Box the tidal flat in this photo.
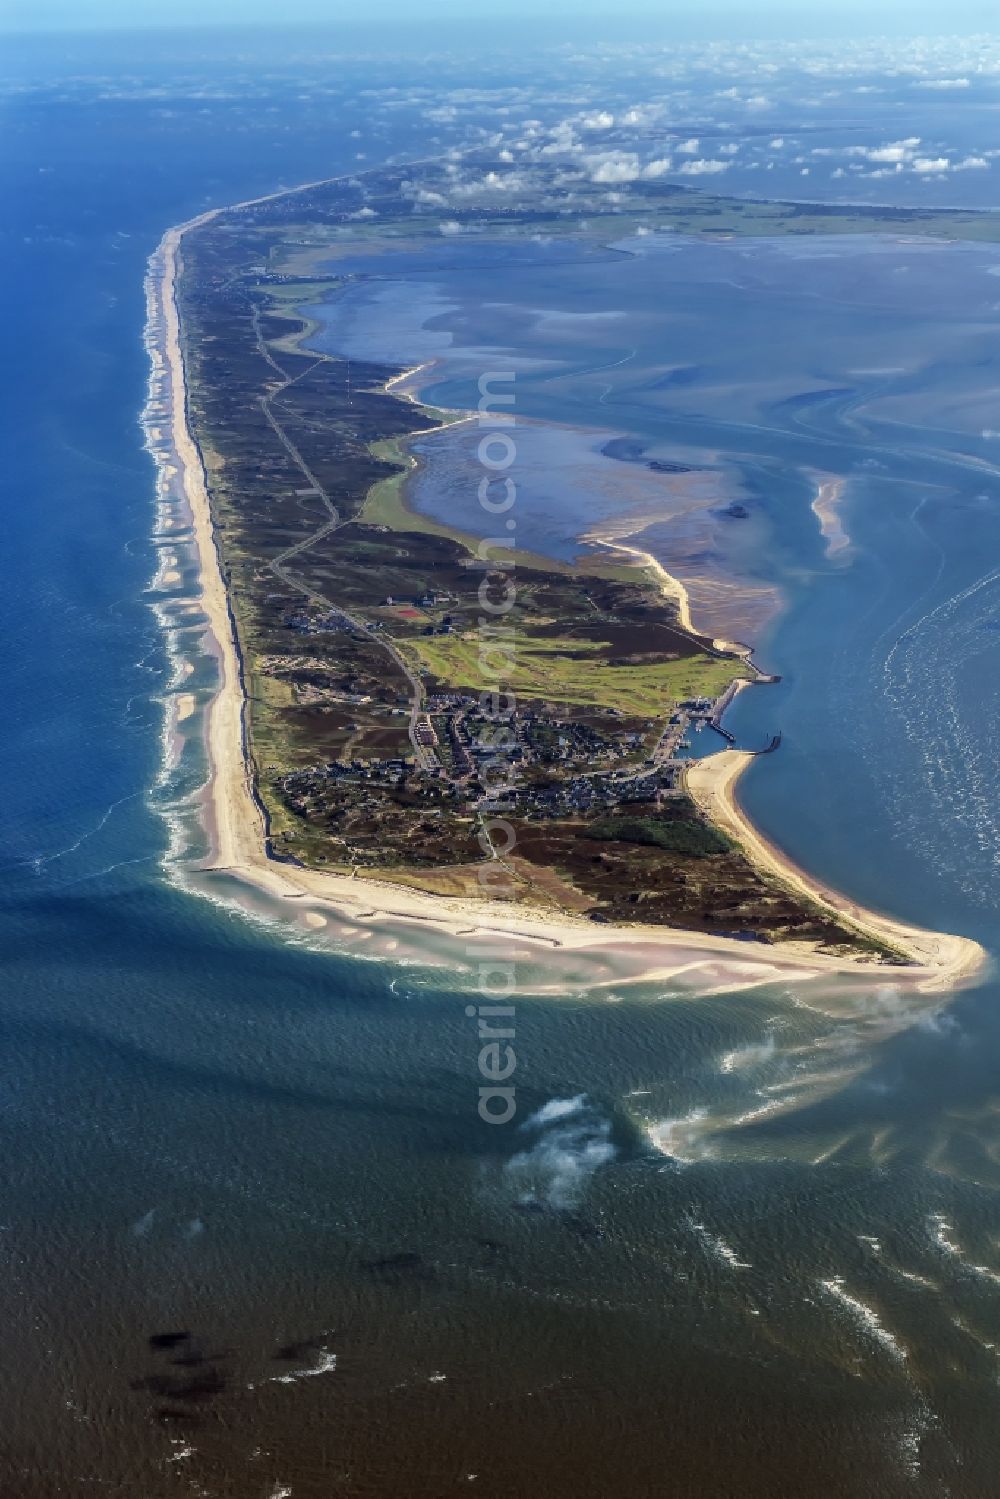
[8,58,1000,1494]
[309,227,1000,965]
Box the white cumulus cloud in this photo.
[868,145,911,164]
[678,158,730,176]
[584,150,640,183]
[580,110,614,129]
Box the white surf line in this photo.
[643,1108,712,1163]
[893,1266,940,1292]
[165,1438,196,1464]
[884,566,1000,680]
[857,1234,940,1292]
[811,1134,855,1166]
[726,1096,797,1128]
[142,167,987,997]
[951,1313,997,1352]
[928,1212,962,1256]
[269,1349,338,1385]
[718,1034,776,1074]
[141,161,450,861]
[928,1213,1000,1285]
[247,1342,338,1392]
[819,1276,908,1363]
[687,1215,752,1270]
[693,971,812,998]
[859,491,948,657]
[11,790,142,871]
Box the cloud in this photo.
[621,104,663,127]
[849,138,920,164]
[438,220,464,235]
[820,137,925,169]
[580,110,614,130]
[539,121,579,156]
[583,150,640,183]
[480,170,519,191]
[912,156,950,174]
[676,137,700,154]
[957,155,990,170]
[918,77,970,89]
[768,137,784,149]
[868,145,911,164]
[678,158,731,176]
[640,157,673,178]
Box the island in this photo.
[143,155,989,987]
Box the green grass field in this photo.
[360,436,482,544]
[401,631,746,717]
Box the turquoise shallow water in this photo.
[4,39,1000,1499]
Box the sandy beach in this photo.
[686,750,983,993]
[587,530,698,632]
[146,191,986,997]
[585,512,781,645]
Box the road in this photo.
[249,307,436,770]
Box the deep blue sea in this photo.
[4,31,1000,1497]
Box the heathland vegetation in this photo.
[173,155,981,954]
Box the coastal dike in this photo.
[142,160,985,995]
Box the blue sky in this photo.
[4,0,1000,37]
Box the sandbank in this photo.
[144,188,985,997]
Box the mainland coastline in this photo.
[142,182,985,997]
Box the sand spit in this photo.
[686,750,983,993]
[586,532,698,633]
[143,182,985,996]
[585,520,780,645]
